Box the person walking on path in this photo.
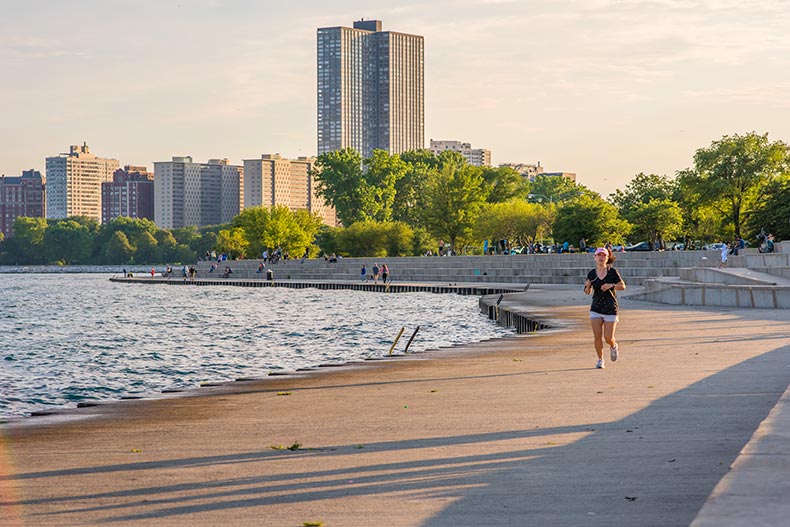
[372,263,380,284]
[360,264,367,282]
[381,263,389,284]
[584,247,626,369]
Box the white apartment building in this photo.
[243,154,338,227]
[429,140,491,167]
[45,143,119,221]
[153,157,243,229]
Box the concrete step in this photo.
[678,267,790,286]
[630,280,790,308]
[192,252,723,287]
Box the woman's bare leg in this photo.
[591,318,604,360]
[604,321,617,349]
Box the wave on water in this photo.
[0,273,514,418]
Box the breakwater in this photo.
[114,275,552,335]
[110,276,524,295]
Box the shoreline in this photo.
[4,288,790,526]
[2,281,544,424]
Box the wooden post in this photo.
[388,327,405,356]
[403,326,420,353]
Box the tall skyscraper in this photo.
[45,143,119,222]
[0,170,45,238]
[153,157,243,229]
[317,19,424,158]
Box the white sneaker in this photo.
[610,343,619,362]
[596,359,605,369]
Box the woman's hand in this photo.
[584,279,592,294]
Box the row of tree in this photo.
[0,205,327,265]
[0,216,215,265]
[313,131,790,251]
[1,131,788,264]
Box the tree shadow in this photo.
[5,346,789,526]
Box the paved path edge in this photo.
[691,379,790,526]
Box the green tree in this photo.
[154,230,179,262]
[400,149,440,169]
[253,205,321,258]
[313,148,369,225]
[630,199,684,249]
[382,221,414,256]
[216,227,249,259]
[530,175,594,203]
[291,209,323,256]
[747,174,790,241]
[171,225,200,246]
[134,231,160,263]
[232,206,271,257]
[314,148,407,225]
[410,226,435,256]
[481,166,530,203]
[474,200,554,248]
[104,231,134,263]
[680,132,790,237]
[609,173,677,216]
[363,149,408,222]
[7,216,48,263]
[44,219,93,264]
[315,225,341,256]
[170,225,222,259]
[98,217,156,245]
[552,195,631,247]
[172,244,198,263]
[609,174,683,248]
[336,221,388,257]
[192,231,218,259]
[419,162,490,250]
[66,215,100,233]
[393,151,436,225]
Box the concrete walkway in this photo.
[2,286,789,526]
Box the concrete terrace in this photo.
[189,250,720,286]
[631,242,790,308]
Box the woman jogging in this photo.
[584,247,626,369]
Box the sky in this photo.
[2,0,790,197]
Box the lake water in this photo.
[0,274,513,418]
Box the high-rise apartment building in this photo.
[0,170,45,238]
[153,157,243,229]
[243,154,338,227]
[429,140,492,167]
[45,143,119,222]
[101,166,154,224]
[317,19,424,158]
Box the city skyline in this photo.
[2,1,790,198]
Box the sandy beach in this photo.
[3,287,790,526]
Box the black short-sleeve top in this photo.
[587,267,624,316]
